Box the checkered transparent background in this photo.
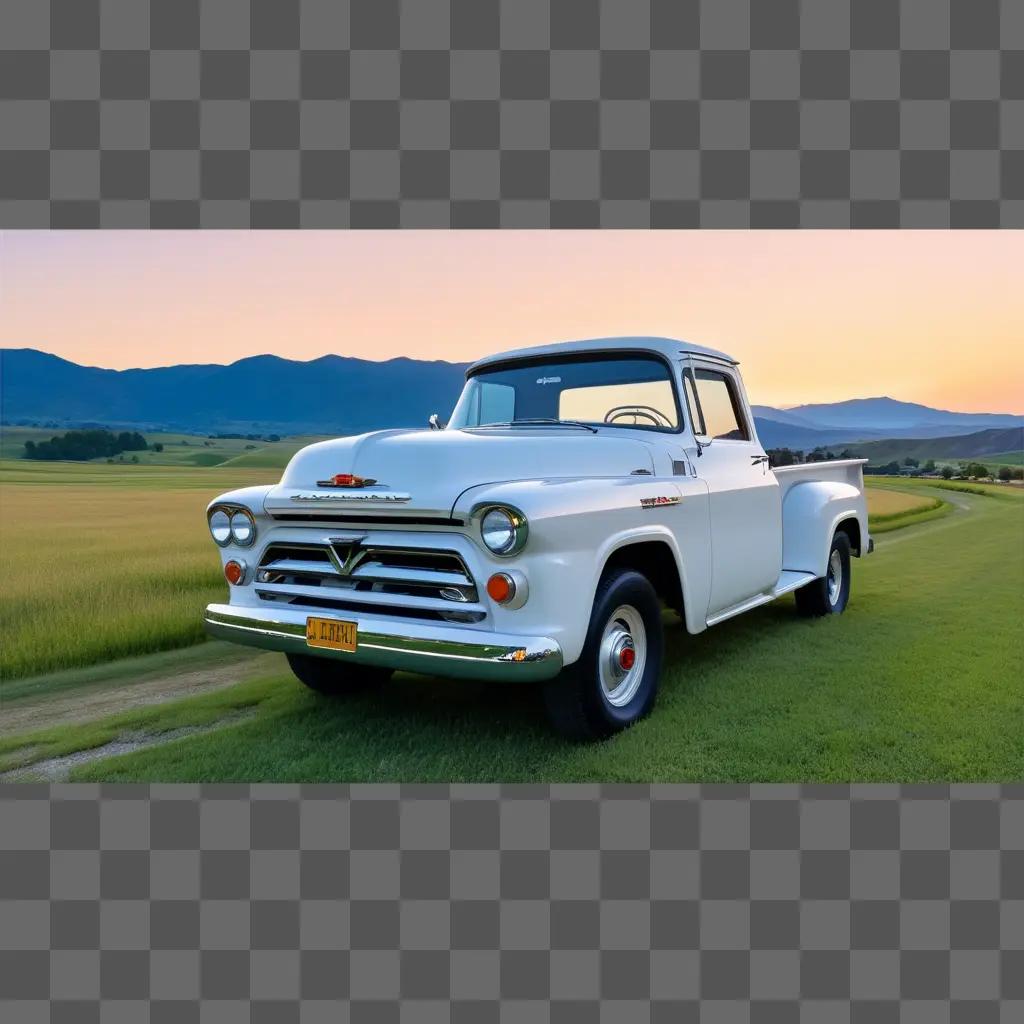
[3,0,1023,1016]
[0,0,1022,226]
[2,783,1023,1021]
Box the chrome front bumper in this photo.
[204,603,564,682]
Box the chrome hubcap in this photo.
[827,549,843,605]
[598,604,646,707]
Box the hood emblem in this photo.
[316,473,378,488]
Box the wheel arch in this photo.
[592,528,704,635]
[834,515,862,556]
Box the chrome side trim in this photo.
[291,491,412,503]
[204,604,563,682]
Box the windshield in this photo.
[448,354,681,432]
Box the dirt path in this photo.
[2,710,258,782]
[1,649,281,738]
[872,485,977,549]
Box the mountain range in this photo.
[0,348,468,436]
[2,348,1022,454]
[842,427,1024,464]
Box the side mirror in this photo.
[428,413,445,430]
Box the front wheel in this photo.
[543,569,664,740]
[795,531,851,617]
[286,652,393,695]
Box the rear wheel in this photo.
[795,531,851,617]
[286,653,392,695]
[543,569,664,740]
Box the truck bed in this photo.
[771,458,868,501]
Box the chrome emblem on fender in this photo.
[640,495,680,509]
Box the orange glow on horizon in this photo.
[2,230,1022,414]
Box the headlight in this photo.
[209,508,231,546]
[229,509,256,547]
[479,505,528,556]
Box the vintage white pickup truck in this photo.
[205,337,871,739]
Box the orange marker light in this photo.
[486,573,515,604]
[224,560,245,585]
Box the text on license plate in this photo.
[305,617,357,652]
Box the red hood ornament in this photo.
[316,473,378,488]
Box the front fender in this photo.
[453,477,712,662]
[782,480,866,577]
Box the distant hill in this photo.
[752,419,878,451]
[752,397,1024,450]
[780,396,1023,431]
[2,349,1022,451]
[842,427,1024,465]
[0,348,468,434]
[750,405,822,429]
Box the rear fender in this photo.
[782,480,866,577]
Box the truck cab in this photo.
[205,337,870,739]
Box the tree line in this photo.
[23,429,150,461]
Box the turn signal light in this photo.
[224,560,246,585]
[486,572,515,604]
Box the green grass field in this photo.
[218,439,322,468]
[0,460,278,680]
[2,462,1021,782]
[0,468,1016,782]
[0,459,939,681]
[981,450,1024,466]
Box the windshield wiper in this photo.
[474,418,599,434]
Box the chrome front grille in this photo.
[254,540,484,623]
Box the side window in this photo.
[689,368,750,441]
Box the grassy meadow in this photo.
[0,460,278,680]
[1,455,939,681]
[1,452,1021,781]
[62,479,1022,783]
[984,450,1024,466]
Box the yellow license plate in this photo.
[305,617,357,652]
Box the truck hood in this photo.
[265,428,656,518]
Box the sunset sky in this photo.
[2,231,1021,413]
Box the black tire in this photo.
[795,531,852,617]
[543,569,664,741]
[286,652,392,695]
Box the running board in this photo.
[705,571,816,627]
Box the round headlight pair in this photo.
[479,505,528,556]
[209,506,256,547]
